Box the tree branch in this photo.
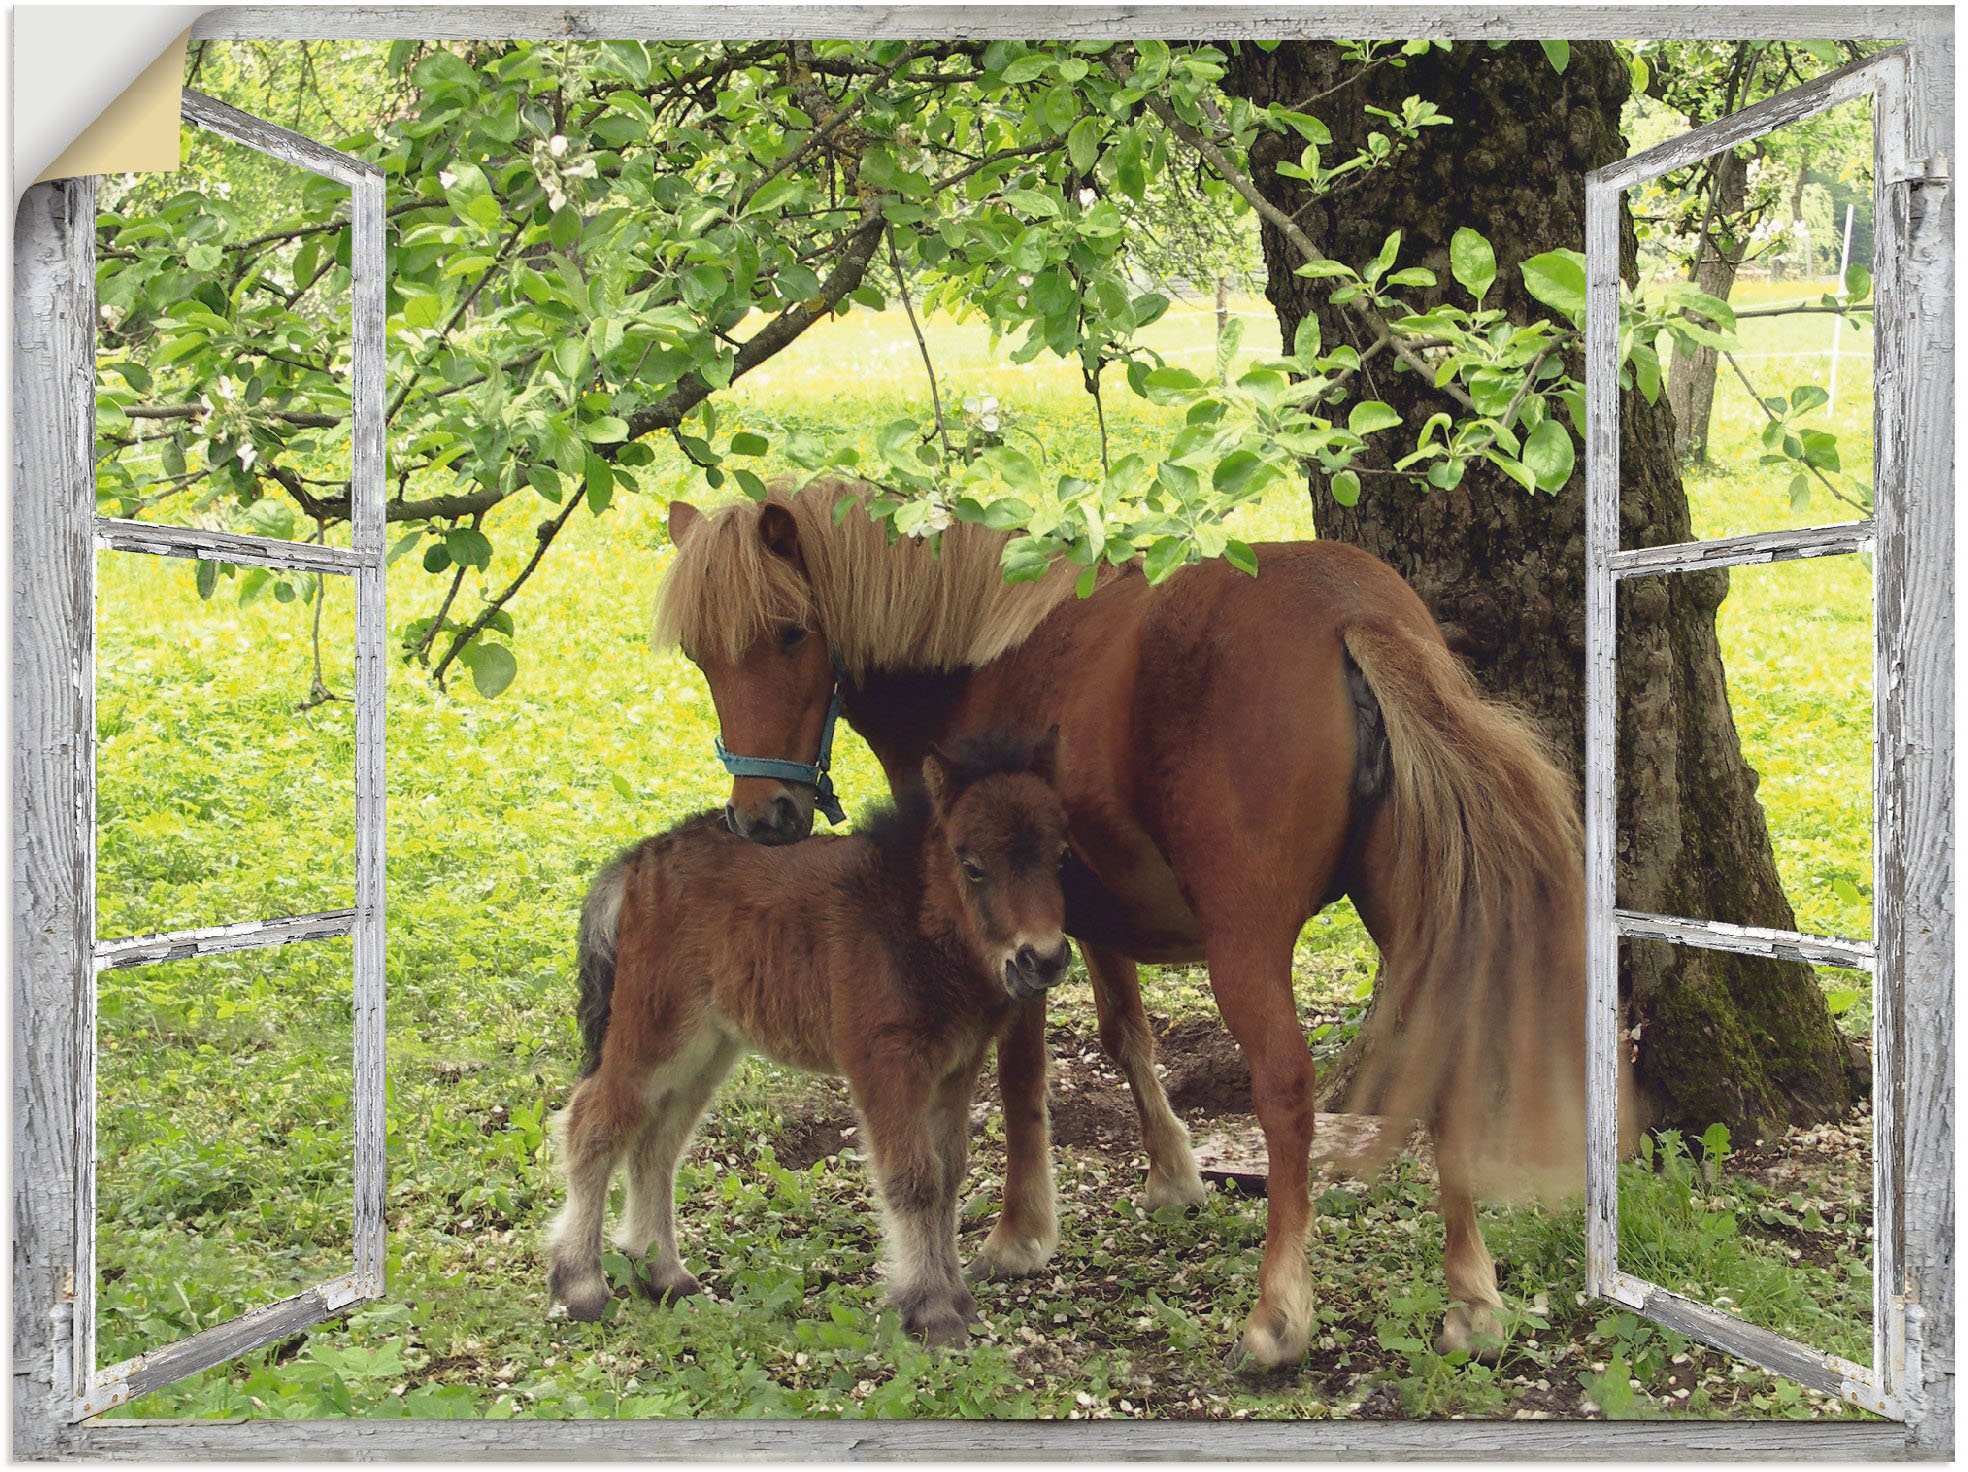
[1113,56,1480,414]
[428,493,586,690]
[888,223,952,458]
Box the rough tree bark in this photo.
[1665,147,1749,461]
[1221,40,1855,1135]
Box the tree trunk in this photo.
[1665,148,1748,462]
[1221,40,1854,1136]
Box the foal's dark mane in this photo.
[857,727,1054,861]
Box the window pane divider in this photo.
[1613,908,1875,972]
[94,518,376,576]
[74,1272,368,1420]
[1601,1270,1898,1418]
[1609,520,1874,579]
[92,909,358,972]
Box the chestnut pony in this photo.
[655,479,1588,1366]
[548,728,1073,1343]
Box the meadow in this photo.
[90,282,1877,1421]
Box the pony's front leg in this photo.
[1085,943,1207,1210]
[928,1057,986,1323]
[1200,927,1318,1369]
[857,1068,971,1347]
[969,1000,1059,1280]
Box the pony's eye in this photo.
[961,859,986,884]
[1057,844,1071,867]
[779,624,808,649]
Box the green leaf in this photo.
[1142,535,1187,584]
[1348,401,1401,436]
[1520,249,1587,325]
[548,206,583,248]
[743,176,801,217]
[582,416,629,443]
[1330,470,1361,506]
[1831,877,1864,907]
[1825,988,1861,1017]
[194,559,218,600]
[445,527,494,570]
[586,453,614,513]
[529,465,563,502]
[1539,39,1571,74]
[1521,419,1577,493]
[1224,539,1259,576]
[1844,262,1872,301]
[1789,473,1812,511]
[1067,115,1103,173]
[729,431,769,456]
[1450,227,1496,303]
[463,642,518,699]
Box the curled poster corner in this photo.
[15,6,207,200]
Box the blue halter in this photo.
[712,679,847,825]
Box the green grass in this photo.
[90,286,1875,1421]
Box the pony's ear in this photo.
[1030,724,1062,784]
[922,745,956,810]
[757,502,803,568]
[667,499,703,548]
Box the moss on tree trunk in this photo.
[1221,39,1854,1136]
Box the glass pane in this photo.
[94,120,354,544]
[1621,95,1876,547]
[1616,936,1873,1385]
[95,938,355,1367]
[95,549,356,941]
[1618,554,1874,944]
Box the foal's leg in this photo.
[928,1056,986,1322]
[617,1030,744,1303]
[548,1063,657,1322]
[855,1064,970,1346]
[970,1000,1059,1280]
[1085,943,1207,1210]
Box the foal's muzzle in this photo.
[1004,940,1073,999]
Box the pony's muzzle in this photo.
[1005,939,1073,998]
[723,789,810,845]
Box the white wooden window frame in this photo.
[12,5,1951,1461]
[1583,42,1945,1425]
[14,90,388,1432]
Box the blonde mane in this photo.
[652,479,1084,677]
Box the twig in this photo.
[1110,55,1479,415]
[430,493,585,690]
[1721,350,1869,513]
[887,224,952,459]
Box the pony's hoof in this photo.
[1239,1306,1309,1369]
[1437,1302,1504,1362]
[966,1227,1056,1281]
[1140,1168,1209,1212]
[636,1265,705,1305]
[952,1284,981,1323]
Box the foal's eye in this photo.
[960,859,986,884]
[1057,844,1071,867]
[779,624,808,649]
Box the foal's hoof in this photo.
[1437,1302,1504,1362]
[548,1266,612,1324]
[635,1265,705,1305]
[952,1284,981,1323]
[905,1305,971,1348]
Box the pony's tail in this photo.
[1340,623,1618,1202]
[575,852,633,1079]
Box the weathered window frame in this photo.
[12,5,1951,1461]
[1583,42,1947,1431]
[14,89,388,1440]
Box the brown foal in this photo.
[546,729,1073,1344]
[655,480,1599,1368]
